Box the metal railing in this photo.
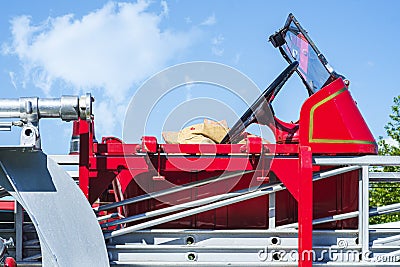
[16,154,400,265]
[99,155,400,265]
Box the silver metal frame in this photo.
[1,155,400,266]
[102,155,400,266]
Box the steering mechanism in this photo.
[221,61,299,144]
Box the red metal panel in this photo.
[299,78,377,154]
[298,146,313,267]
[0,201,14,211]
[162,157,257,172]
[4,257,17,267]
[93,142,300,156]
[89,140,360,230]
[78,99,363,231]
[226,171,269,228]
[246,136,262,154]
[141,136,158,153]
[78,119,90,200]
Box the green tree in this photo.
[370,95,400,224]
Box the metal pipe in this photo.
[361,166,370,259]
[277,203,400,229]
[374,233,400,245]
[269,192,276,229]
[314,155,400,166]
[104,184,277,238]
[37,98,63,118]
[314,211,358,226]
[0,94,92,122]
[358,167,364,259]
[99,166,359,214]
[369,172,400,182]
[0,99,20,118]
[104,166,360,238]
[312,166,361,182]
[95,170,254,212]
[97,213,120,222]
[99,166,359,216]
[101,182,272,228]
[277,211,359,229]
[370,202,400,216]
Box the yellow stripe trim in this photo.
[309,87,376,145]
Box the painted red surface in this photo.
[78,135,361,230]
[76,77,376,267]
[0,201,14,212]
[300,78,377,154]
[4,257,17,267]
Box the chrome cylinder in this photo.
[0,99,20,118]
[0,94,92,122]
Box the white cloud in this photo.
[160,0,169,18]
[211,34,224,56]
[212,34,224,45]
[211,47,224,57]
[3,1,197,136]
[93,100,117,137]
[185,17,192,24]
[8,72,17,90]
[201,14,216,26]
[232,53,241,64]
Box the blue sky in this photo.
[0,1,399,154]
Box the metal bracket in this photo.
[0,94,93,149]
[0,122,11,131]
